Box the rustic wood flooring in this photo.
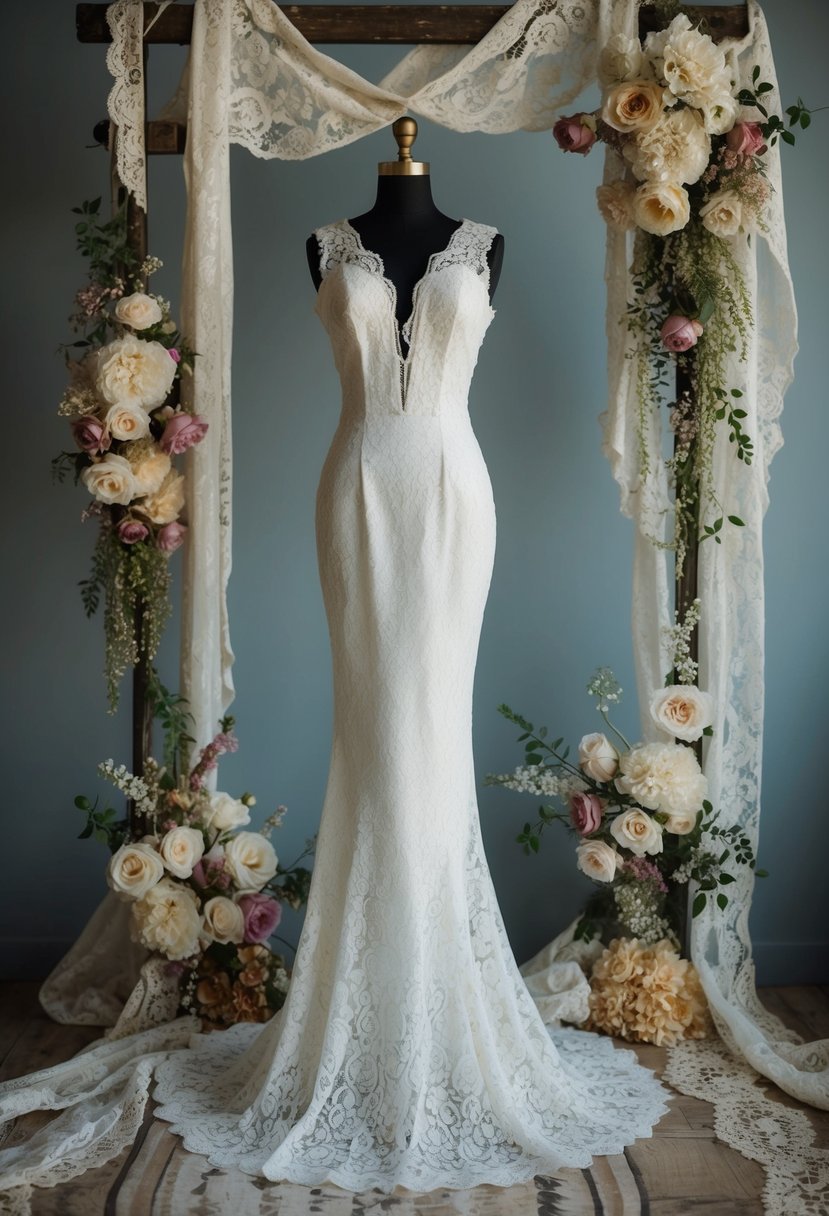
[2,982,828,1215]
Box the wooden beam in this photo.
[77,3,749,46]
[94,118,187,155]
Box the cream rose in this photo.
[95,334,176,409]
[698,89,739,136]
[204,791,251,833]
[624,107,710,185]
[699,189,743,238]
[103,401,150,443]
[107,841,164,900]
[579,732,619,783]
[649,685,713,742]
[602,79,666,133]
[598,33,645,87]
[609,808,664,857]
[202,895,245,945]
[81,453,137,506]
[663,809,698,835]
[576,840,620,883]
[159,825,205,879]
[128,442,171,497]
[137,470,185,525]
[633,181,690,236]
[596,180,637,231]
[616,742,708,816]
[114,292,163,331]
[131,878,201,960]
[224,832,278,892]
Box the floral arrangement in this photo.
[487,604,767,950]
[553,7,815,572]
[76,674,314,1026]
[53,198,208,709]
[582,936,713,1046]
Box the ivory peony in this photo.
[647,14,732,109]
[575,839,620,883]
[602,79,666,133]
[700,189,743,238]
[131,878,202,960]
[598,33,645,86]
[159,825,205,879]
[649,685,713,742]
[95,334,176,409]
[107,841,164,900]
[633,181,690,236]
[609,808,664,857]
[224,832,278,891]
[616,741,708,816]
[81,453,137,506]
[202,895,245,945]
[624,107,710,185]
[596,180,637,231]
[137,469,185,525]
[128,442,171,496]
[114,292,163,331]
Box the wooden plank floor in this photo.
[2,982,828,1215]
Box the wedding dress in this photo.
[148,217,671,1191]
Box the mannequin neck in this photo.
[361,173,445,227]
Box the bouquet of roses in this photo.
[53,198,208,708]
[76,676,314,1026]
[487,656,765,949]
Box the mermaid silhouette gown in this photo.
[152,217,671,1190]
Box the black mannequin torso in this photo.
[307,174,504,351]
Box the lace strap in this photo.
[433,219,499,286]
[314,221,379,281]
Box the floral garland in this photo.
[76,672,314,1026]
[53,199,208,709]
[553,7,814,572]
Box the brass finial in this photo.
[378,116,429,176]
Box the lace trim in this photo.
[664,1038,829,1214]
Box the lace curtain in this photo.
[8,0,825,1209]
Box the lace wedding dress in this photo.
[146,218,671,1190]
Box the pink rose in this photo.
[192,843,226,889]
[569,792,605,836]
[71,416,110,454]
[661,314,704,353]
[117,517,149,544]
[160,411,208,456]
[725,121,767,158]
[157,521,187,553]
[553,114,597,155]
[238,892,282,944]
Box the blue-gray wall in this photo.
[2,1,826,985]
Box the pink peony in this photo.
[71,416,110,454]
[160,411,208,456]
[553,114,597,155]
[238,892,282,944]
[725,121,767,158]
[117,517,149,544]
[157,521,187,553]
[661,314,704,353]
[570,791,605,836]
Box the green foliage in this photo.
[71,197,137,284]
[74,793,128,852]
[147,668,195,782]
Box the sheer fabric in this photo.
[15,0,824,1210]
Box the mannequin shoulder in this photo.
[306,233,323,290]
[487,233,505,299]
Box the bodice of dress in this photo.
[313,218,498,418]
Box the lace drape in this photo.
[13,0,825,1210]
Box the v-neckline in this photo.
[341,216,470,362]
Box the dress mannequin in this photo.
[307,117,504,350]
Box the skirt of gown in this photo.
[151,408,671,1191]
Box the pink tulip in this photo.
[157,521,187,553]
[569,792,605,836]
[71,416,110,454]
[725,121,767,158]
[238,893,282,944]
[661,314,704,353]
[117,518,149,544]
[553,114,597,155]
[160,411,208,455]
